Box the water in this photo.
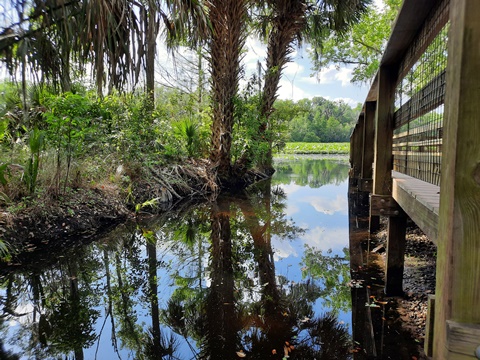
[0,155,354,359]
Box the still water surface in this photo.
[1,156,353,359]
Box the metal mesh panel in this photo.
[393,3,449,186]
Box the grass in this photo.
[280,142,350,155]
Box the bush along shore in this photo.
[0,158,226,264]
[0,150,278,262]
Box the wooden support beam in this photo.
[362,101,376,180]
[363,101,380,232]
[385,213,407,296]
[372,66,397,196]
[433,0,480,358]
[372,65,406,296]
[358,178,373,193]
[351,117,365,179]
[425,295,436,357]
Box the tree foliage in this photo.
[0,0,207,94]
[277,97,360,143]
[311,0,402,84]
[249,0,370,173]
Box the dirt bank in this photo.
[0,160,217,259]
[375,222,437,358]
[0,186,130,260]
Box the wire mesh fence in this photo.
[393,0,449,186]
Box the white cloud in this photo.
[307,194,348,215]
[324,96,360,108]
[243,37,267,72]
[276,78,311,101]
[302,226,349,251]
[298,74,320,85]
[285,203,300,217]
[283,61,304,77]
[272,239,298,261]
[335,67,354,86]
[314,66,338,84]
[311,66,353,86]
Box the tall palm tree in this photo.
[254,0,370,174]
[207,0,248,185]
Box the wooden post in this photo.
[433,0,480,358]
[385,213,406,296]
[425,295,435,357]
[372,65,396,196]
[372,65,406,296]
[351,118,365,180]
[363,101,380,232]
[361,102,376,180]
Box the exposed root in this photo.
[133,159,219,208]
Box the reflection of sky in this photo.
[271,158,351,328]
[1,158,353,359]
[272,178,350,258]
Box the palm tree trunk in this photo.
[208,0,247,184]
[258,1,305,174]
[146,0,157,109]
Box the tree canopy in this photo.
[311,0,401,84]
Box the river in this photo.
[1,155,355,359]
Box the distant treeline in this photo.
[273,97,361,143]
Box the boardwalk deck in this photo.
[392,171,439,243]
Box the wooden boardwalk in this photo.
[392,171,439,243]
[348,0,480,358]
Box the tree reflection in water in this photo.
[0,158,353,359]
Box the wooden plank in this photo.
[392,176,438,243]
[433,0,480,358]
[446,321,480,358]
[424,295,436,357]
[393,70,446,129]
[364,101,380,232]
[392,139,443,148]
[381,0,446,68]
[350,121,364,179]
[393,122,443,139]
[395,0,449,78]
[392,150,442,157]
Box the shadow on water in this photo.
[348,181,424,359]
[0,156,420,359]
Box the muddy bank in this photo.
[0,160,213,258]
[374,222,437,357]
[0,186,130,264]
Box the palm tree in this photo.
[254,0,370,174]
[207,0,248,185]
[0,0,207,97]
